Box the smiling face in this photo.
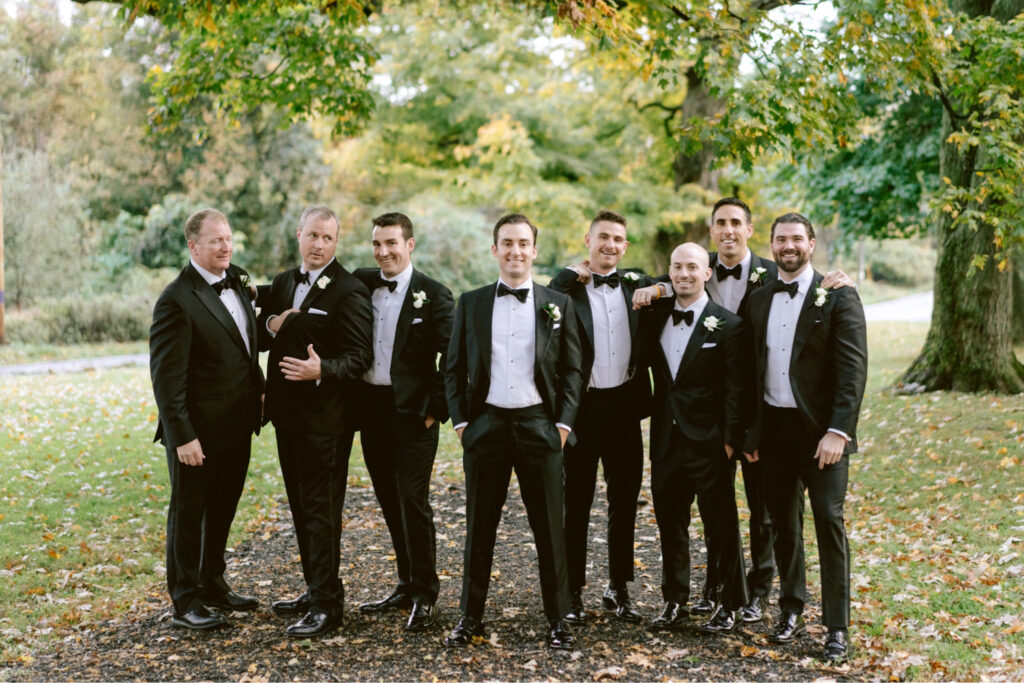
[492,222,537,287]
[188,215,233,276]
[372,224,415,278]
[669,242,711,306]
[585,220,629,274]
[297,214,339,272]
[709,204,754,267]
[771,221,815,276]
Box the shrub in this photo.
[8,294,153,344]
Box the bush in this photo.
[8,294,153,344]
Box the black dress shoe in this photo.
[769,611,806,643]
[443,615,484,647]
[359,589,412,613]
[700,604,736,633]
[272,592,312,615]
[564,589,586,625]
[202,589,259,612]
[171,604,227,631]
[286,609,342,638]
[548,619,575,650]
[740,595,767,623]
[822,628,850,663]
[648,602,689,631]
[405,600,435,632]
[602,583,643,623]
[691,586,718,615]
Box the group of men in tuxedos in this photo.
[149,198,866,663]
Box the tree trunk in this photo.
[901,113,1024,393]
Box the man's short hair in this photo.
[299,205,340,233]
[184,208,228,242]
[770,212,816,240]
[711,197,752,225]
[590,209,627,230]
[372,212,414,240]
[492,213,538,245]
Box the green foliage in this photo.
[8,294,152,344]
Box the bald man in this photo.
[640,243,751,634]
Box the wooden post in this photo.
[0,127,6,344]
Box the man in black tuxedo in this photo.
[351,213,454,632]
[150,208,263,630]
[443,214,583,650]
[641,242,750,634]
[548,209,655,625]
[258,206,373,638]
[743,213,867,663]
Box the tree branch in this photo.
[931,70,967,122]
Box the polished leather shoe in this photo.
[822,628,850,663]
[691,586,718,615]
[740,595,767,623]
[405,600,435,632]
[286,609,342,638]
[548,619,575,650]
[272,591,312,615]
[443,615,484,647]
[564,589,586,625]
[202,589,259,612]
[700,605,736,633]
[171,604,226,631]
[769,611,806,643]
[602,583,643,623]
[648,602,689,631]
[359,589,412,613]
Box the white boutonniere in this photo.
[622,272,640,282]
[543,302,562,322]
[412,290,429,309]
[814,286,828,307]
[703,315,723,332]
[316,275,331,290]
[749,267,767,284]
[239,273,251,288]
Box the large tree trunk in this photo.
[901,113,1024,393]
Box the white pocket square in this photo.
[308,307,328,316]
[701,342,717,349]
[553,323,561,329]
[412,318,423,325]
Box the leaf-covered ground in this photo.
[5,478,868,681]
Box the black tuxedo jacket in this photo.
[706,251,779,317]
[548,268,655,419]
[445,281,584,437]
[353,267,455,423]
[257,259,373,433]
[743,270,868,455]
[641,298,750,461]
[150,263,263,451]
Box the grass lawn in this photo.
[1,322,1022,679]
[0,341,149,366]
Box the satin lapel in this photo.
[534,284,554,371]
[231,269,257,359]
[392,269,421,363]
[740,252,767,310]
[622,280,640,342]
[300,260,341,309]
[675,308,713,385]
[189,267,249,354]
[705,253,723,307]
[652,304,675,381]
[282,268,298,310]
[572,284,595,352]
[474,285,495,371]
[791,271,824,364]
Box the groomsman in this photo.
[548,210,656,625]
[150,208,263,630]
[641,243,750,633]
[444,214,583,650]
[259,206,373,638]
[743,213,867,662]
[352,213,454,632]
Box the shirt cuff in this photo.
[656,282,671,298]
[453,421,468,431]
[827,428,850,442]
[556,423,571,433]
[265,315,278,338]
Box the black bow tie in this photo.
[671,309,694,326]
[294,270,311,286]
[497,283,529,303]
[772,279,800,298]
[592,272,620,289]
[716,263,742,281]
[375,276,398,292]
[211,276,239,295]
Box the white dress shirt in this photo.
[711,249,751,314]
[764,265,814,408]
[191,260,251,355]
[364,264,413,385]
[659,292,708,382]
[486,280,544,408]
[586,269,631,389]
[265,259,333,338]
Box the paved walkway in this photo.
[863,291,933,322]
